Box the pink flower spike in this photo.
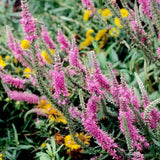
[57,29,70,53]
[69,106,81,119]
[54,61,68,101]
[137,0,151,18]
[1,74,26,89]
[8,90,39,104]
[7,27,30,67]
[20,0,37,42]
[91,52,110,91]
[81,0,94,10]
[69,39,86,72]
[82,115,121,160]
[41,25,56,49]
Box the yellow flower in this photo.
[41,142,46,147]
[56,116,67,124]
[14,57,18,64]
[76,132,91,145]
[41,51,52,64]
[64,133,91,151]
[0,153,2,160]
[48,115,56,122]
[80,36,94,49]
[37,100,66,124]
[120,8,129,18]
[98,9,102,14]
[15,67,21,73]
[83,10,92,21]
[23,67,34,78]
[86,29,94,37]
[64,135,81,150]
[109,27,119,37]
[0,56,7,68]
[50,49,55,55]
[95,29,107,41]
[101,8,112,17]
[5,55,11,61]
[114,17,122,28]
[21,39,30,50]
[99,35,108,48]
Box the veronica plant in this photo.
[1,0,160,159]
[102,0,160,67]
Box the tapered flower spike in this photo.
[1,74,26,89]
[54,53,68,103]
[8,90,39,104]
[144,98,160,128]
[69,37,86,72]
[89,51,110,91]
[57,29,70,53]
[135,72,160,130]
[121,115,134,153]
[138,0,152,18]
[41,25,56,49]
[7,26,30,67]
[20,0,37,42]
[135,72,150,108]
[82,95,122,160]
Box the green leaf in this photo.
[97,53,106,69]
[18,145,34,150]
[51,136,56,154]
[92,41,100,54]
[12,124,19,146]
[46,143,52,156]
[152,138,160,147]
[55,144,64,154]
[109,49,119,62]
[105,42,116,57]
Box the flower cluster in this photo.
[1,0,160,160]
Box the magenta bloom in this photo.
[20,0,37,42]
[81,0,94,9]
[1,74,26,89]
[54,61,68,102]
[37,52,46,66]
[132,151,144,160]
[119,109,149,151]
[82,116,121,159]
[157,47,160,58]
[86,74,105,95]
[92,53,110,91]
[117,83,149,151]
[8,90,39,104]
[69,40,85,72]
[57,29,70,53]
[41,25,56,49]
[7,28,29,67]
[129,16,148,43]
[148,108,160,130]
[69,106,81,119]
[138,0,151,18]
[81,96,122,159]
[137,0,160,18]
[139,83,160,130]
